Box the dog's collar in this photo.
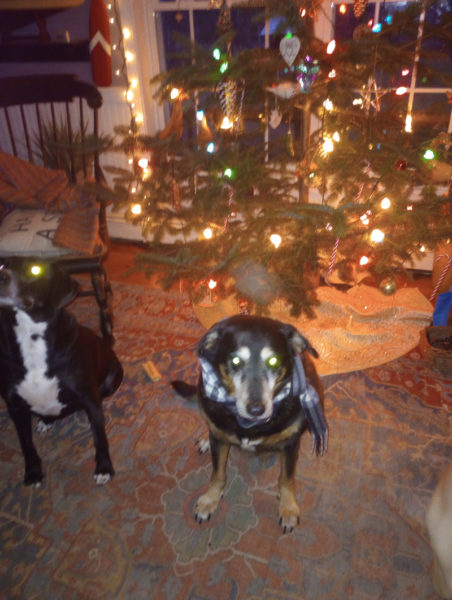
[199,356,328,455]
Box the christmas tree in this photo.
[108,0,452,318]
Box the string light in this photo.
[170,88,181,100]
[359,256,370,266]
[405,114,412,133]
[108,0,144,130]
[360,212,371,225]
[130,203,142,215]
[137,157,149,169]
[208,279,217,289]
[203,227,213,239]
[30,264,43,276]
[326,40,336,55]
[381,197,391,209]
[270,234,282,248]
[370,229,385,243]
[322,137,334,155]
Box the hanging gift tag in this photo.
[279,35,301,66]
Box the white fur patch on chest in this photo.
[14,309,63,416]
[240,437,263,451]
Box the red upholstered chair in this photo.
[0,73,114,339]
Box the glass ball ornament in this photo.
[379,277,397,295]
[395,158,407,170]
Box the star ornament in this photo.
[359,78,387,112]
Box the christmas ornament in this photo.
[297,57,320,92]
[353,0,367,18]
[217,80,237,121]
[269,108,282,129]
[395,158,407,170]
[238,299,250,315]
[379,277,397,295]
[217,0,231,35]
[430,252,452,302]
[89,0,112,87]
[279,35,301,67]
[158,99,183,139]
[266,82,300,99]
[360,78,385,112]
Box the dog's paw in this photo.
[195,437,210,454]
[93,472,112,485]
[24,472,44,487]
[278,503,300,534]
[194,489,222,523]
[36,419,53,434]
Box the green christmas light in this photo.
[423,149,435,160]
[224,168,233,178]
[220,62,229,73]
[213,48,221,60]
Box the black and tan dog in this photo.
[0,257,123,487]
[172,314,327,532]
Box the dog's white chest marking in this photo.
[240,437,263,451]
[13,309,63,416]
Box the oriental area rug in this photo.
[0,282,451,600]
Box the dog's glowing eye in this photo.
[29,264,43,277]
[267,355,280,369]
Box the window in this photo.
[332,0,452,134]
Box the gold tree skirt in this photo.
[193,284,433,375]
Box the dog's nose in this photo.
[247,402,265,417]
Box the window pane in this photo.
[419,0,452,87]
[412,93,451,136]
[159,10,191,71]
[333,2,376,42]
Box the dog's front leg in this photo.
[195,434,230,523]
[83,399,114,485]
[278,438,301,533]
[7,400,43,486]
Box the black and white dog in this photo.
[172,315,328,532]
[0,257,123,487]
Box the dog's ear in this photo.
[49,264,80,309]
[197,321,225,359]
[280,323,318,358]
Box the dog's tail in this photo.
[171,380,197,401]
